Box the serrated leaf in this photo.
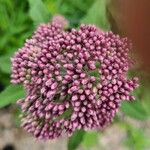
[82,131,99,148]
[68,130,85,150]
[120,100,149,120]
[28,0,50,24]
[81,0,110,30]
[0,85,25,108]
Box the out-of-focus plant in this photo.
[0,0,149,150]
[0,85,25,108]
[0,0,33,91]
[120,122,150,150]
[44,0,95,27]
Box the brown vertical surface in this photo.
[121,0,150,71]
[108,0,150,73]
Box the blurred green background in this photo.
[0,0,150,150]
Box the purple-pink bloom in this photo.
[11,16,139,140]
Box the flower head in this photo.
[11,16,139,140]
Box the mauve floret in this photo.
[52,14,69,29]
[11,16,139,140]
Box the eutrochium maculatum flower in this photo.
[11,16,139,140]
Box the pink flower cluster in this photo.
[11,16,139,140]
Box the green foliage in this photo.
[140,88,150,116]
[82,131,99,148]
[120,81,150,120]
[44,0,95,27]
[123,125,150,150]
[0,0,32,55]
[0,85,25,108]
[28,0,50,24]
[14,108,21,127]
[81,0,110,30]
[68,130,85,150]
[0,54,12,74]
[120,100,149,120]
[0,0,33,95]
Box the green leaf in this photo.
[14,108,21,127]
[120,100,149,120]
[123,125,150,150]
[28,0,50,24]
[68,130,85,150]
[82,131,99,148]
[0,85,25,108]
[81,0,110,30]
[139,87,150,116]
[0,54,11,74]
